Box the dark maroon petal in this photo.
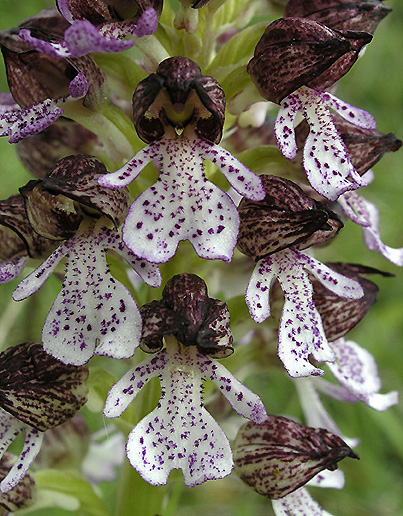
[247,18,356,104]
[0,226,26,261]
[62,0,162,24]
[40,155,130,226]
[0,342,88,432]
[312,263,393,341]
[20,180,83,240]
[237,175,342,258]
[140,274,234,357]
[0,194,56,258]
[16,121,99,179]
[284,0,391,34]
[332,113,402,175]
[133,56,225,143]
[0,454,35,511]
[234,415,358,499]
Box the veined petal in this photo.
[0,255,28,284]
[296,250,364,299]
[274,95,300,158]
[198,355,267,423]
[98,143,160,189]
[0,100,63,144]
[12,242,69,301]
[0,428,43,493]
[41,230,142,365]
[327,338,398,411]
[324,92,376,130]
[199,142,265,201]
[103,352,168,418]
[272,488,333,516]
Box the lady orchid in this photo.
[12,155,161,365]
[104,274,267,486]
[98,57,265,264]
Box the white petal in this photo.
[42,231,142,365]
[308,469,345,490]
[272,487,333,516]
[98,143,160,189]
[300,88,365,201]
[297,250,364,299]
[327,339,398,411]
[103,352,167,418]
[0,410,25,462]
[12,243,68,301]
[245,257,278,323]
[338,191,371,226]
[324,92,376,130]
[0,428,43,493]
[199,141,265,200]
[0,254,28,284]
[122,140,239,263]
[200,355,267,423]
[274,93,300,158]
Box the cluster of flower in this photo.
[0,0,401,514]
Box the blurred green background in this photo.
[0,1,402,515]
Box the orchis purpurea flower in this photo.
[0,342,88,492]
[0,454,35,512]
[0,194,56,283]
[99,56,265,264]
[233,415,358,499]
[237,175,364,377]
[12,155,161,365]
[19,1,160,59]
[284,0,391,35]
[311,263,398,410]
[247,17,376,201]
[0,12,105,144]
[104,274,267,487]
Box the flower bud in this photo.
[140,273,234,358]
[234,415,359,499]
[132,56,226,143]
[237,175,342,259]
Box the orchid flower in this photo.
[104,274,267,486]
[99,57,264,264]
[19,1,160,58]
[12,155,161,365]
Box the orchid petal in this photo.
[199,356,267,423]
[0,100,63,144]
[41,231,142,365]
[297,251,364,299]
[272,487,334,516]
[13,243,68,301]
[0,411,25,461]
[19,29,72,58]
[245,256,278,323]
[308,469,345,490]
[68,73,89,98]
[0,255,28,284]
[98,144,160,189]
[324,92,376,130]
[0,428,43,493]
[274,94,300,158]
[326,338,398,410]
[103,352,167,418]
[338,191,371,226]
[134,8,159,38]
[199,142,265,200]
